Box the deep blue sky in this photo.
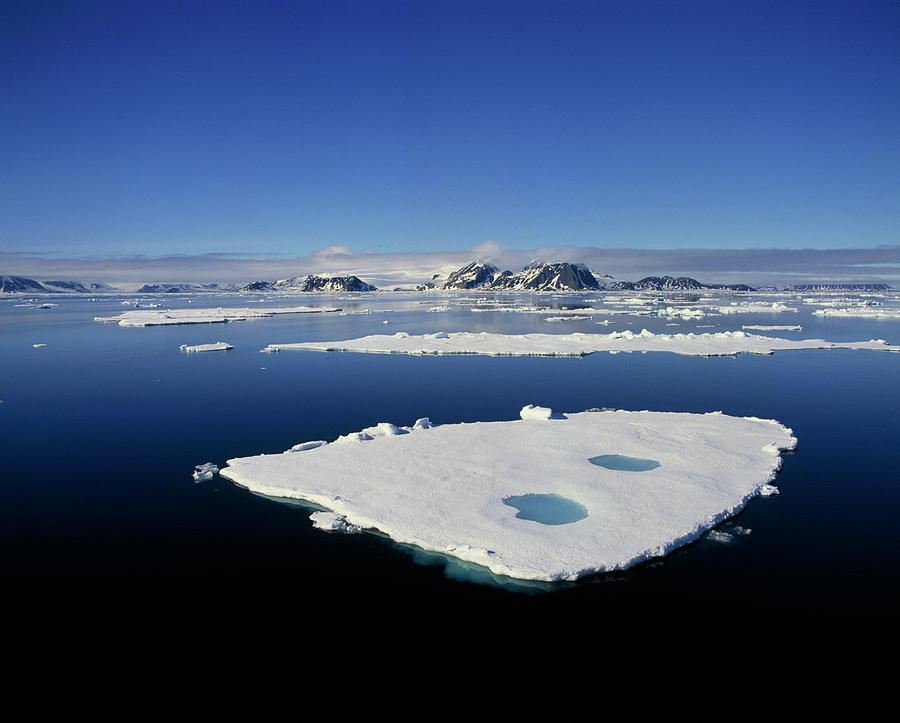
[3,0,899,257]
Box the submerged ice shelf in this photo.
[220,405,797,582]
[261,329,900,358]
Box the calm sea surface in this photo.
[2,293,898,639]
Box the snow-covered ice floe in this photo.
[812,308,900,319]
[261,329,900,358]
[220,406,797,582]
[742,325,803,332]
[180,341,233,352]
[94,306,341,326]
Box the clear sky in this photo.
[3,0,899,257]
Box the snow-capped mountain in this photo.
[0,275,48,293]
[784,283,891,292]
[238,281,276,292]
[488,262,603,291]
[41,280,91,293]
[441,261,500,289]
[273,275,377,292]
[136,283,223,293]
[610,276,754,291]
[0,275,119,293]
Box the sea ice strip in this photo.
[180,342,233,352]
[95,306,341,326]
[261,329,900,358]
[220,406,797,581]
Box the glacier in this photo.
[219,406,797,582]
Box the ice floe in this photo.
[94,306,341,326]
[180,342,233,352]
[220,406,797,581]
[812,308,900,319]
[742,325,803,331]
[261,329,900,358]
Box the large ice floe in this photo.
[261,329,900,357]
[180,341,233,352]
[812,307,900,319]
[220,405,797,582]
[94,306,341,326]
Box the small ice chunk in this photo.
[32,343,47,348]
[520,404,553,420]
[309,511,361,534]
[180,342,233,353]
[360,422,408,438]
[759,484,780,496]
[289,440,327,452]
[413,417,433,430]
[192,462,219,483]
[377,422,405,436]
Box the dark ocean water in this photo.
[2,294,898,652]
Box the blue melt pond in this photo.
[502,494,588,525]
[589,454,661,472]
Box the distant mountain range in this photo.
[434,263,755,292]
[783,283,891,292]
[238,275,377,292]
[0,276,118,293]
[2,270,892,294]
[609,275,754,291]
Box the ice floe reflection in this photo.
[502,493,588,525]
[589,454,661,472]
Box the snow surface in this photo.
[220,406,797,581]
[261,329,900,358]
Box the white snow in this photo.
[261,329,900,358]
[180,341,233,352]
[220,407,797,581]
[192,462,219,483]
[94,305,341,326]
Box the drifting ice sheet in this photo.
[220,406,797,581]
[180,341,233,352]
[261,329,900,357]
[95,306,341,326]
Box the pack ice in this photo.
[220,406,797,582]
